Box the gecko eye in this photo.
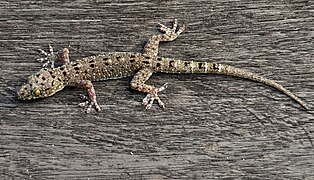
[32,89,41,96]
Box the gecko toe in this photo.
[37,44,56,68]
[78,96,101,113]
[158,19,185,37]
[142,95,165,109]
[141,83,167,109]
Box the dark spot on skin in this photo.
[156,63,161,67]
[104,62,109,66]
[103,57,109,61]
[130,54,136,58]
[63,71,67,76]
[116,56,121,61]
[198,63,203,69]
[90,64,95,68]
[110,69,114,72]
[213,63,220,70]
[89,60,95,63]
[51,75,56,78]
[74,67,80,71]
[71,63,78,66]
[184,62,190,67]
[169,60,175,68]
[36,74,40,77]
[60,67,65,71]
[42,76,46,81]
[157,57,162,61]
[143,61,150,64]
[144,56,150,59]
[58,77,62,81]
[84,70,88,74]
[130,59,135,63]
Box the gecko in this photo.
[17,19,308,113]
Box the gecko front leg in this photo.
[37,44,70,68]
[130,68,168,109]
[70,80,101,113]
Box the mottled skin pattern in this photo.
[17,20,308,113]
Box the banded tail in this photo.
[153,58,308,109]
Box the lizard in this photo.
[17,19,308,113]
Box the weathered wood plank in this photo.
[1,0,313,179]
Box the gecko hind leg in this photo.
[131,68,168,109]
[37,44,70,68]
[143,19,185,57]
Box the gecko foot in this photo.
[142,83,168,110]
[158,19,185,39]
[37,44,57,68]
[79,94,101,113]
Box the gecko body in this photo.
[17,20,308,112]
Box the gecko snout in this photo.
[17,84,33,100]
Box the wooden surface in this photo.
[1,0,314,179]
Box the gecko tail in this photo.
[155,58,308,109]
[217,64,308,110]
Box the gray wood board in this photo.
[1,0,314,179]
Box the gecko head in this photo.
[17,68,65,100]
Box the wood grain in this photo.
[1,0,314,179]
